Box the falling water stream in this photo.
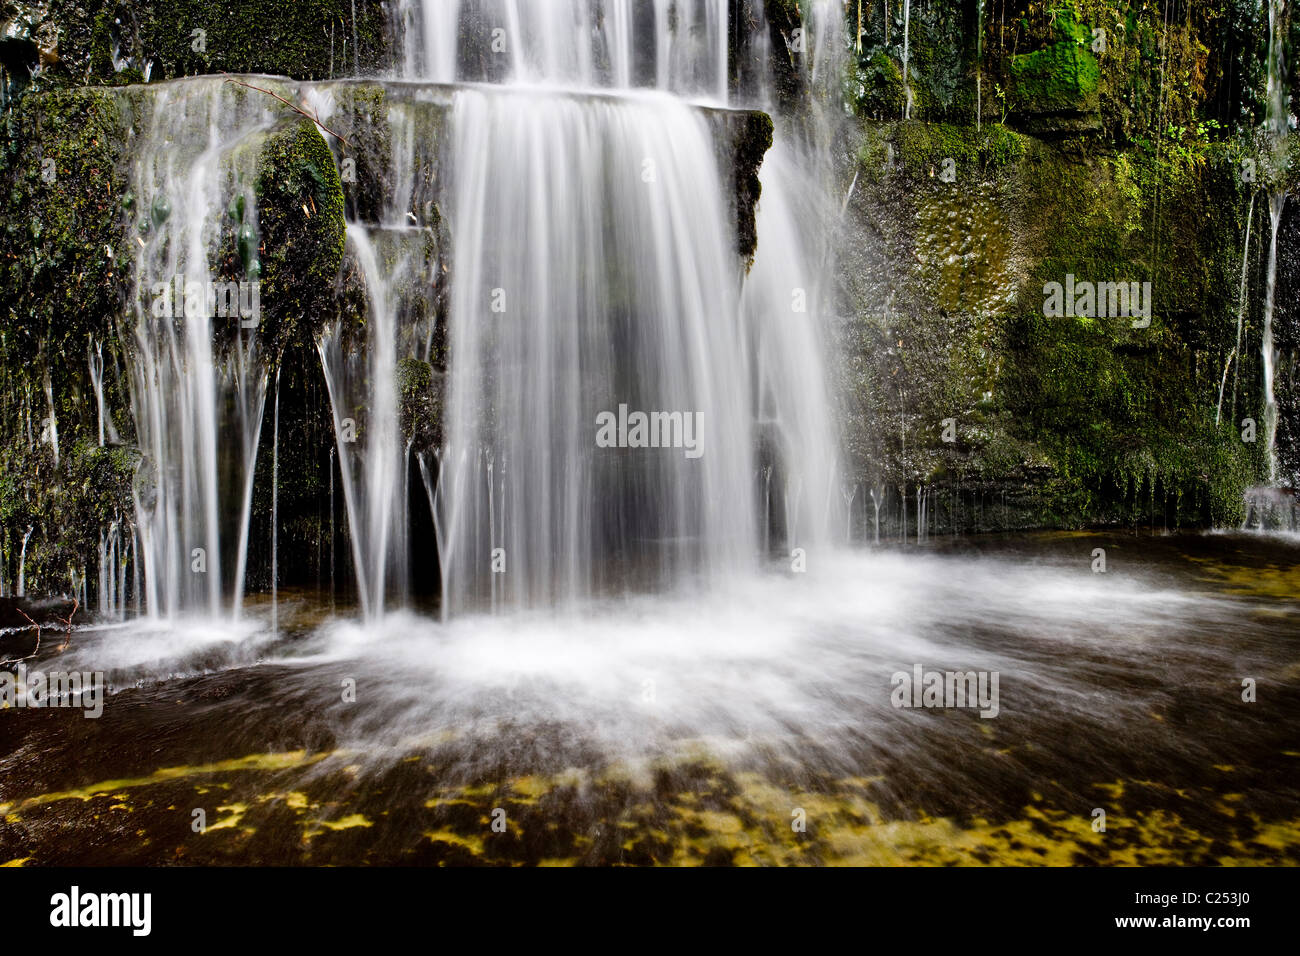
[1261,0,1291,483]
[320,0,846,617]
[123,80,276,620]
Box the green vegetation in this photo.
[21,1,394,88]
[253,118,348,358]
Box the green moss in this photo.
[397,357,440,452]
[893,121,1027,177]
[995,132,1260,527]
[1009,27,1101,116]
[853,49,904,121]
[39,0,394,86]
[253,118,348,356]
[0,86,126,367]
[845,0,974,123]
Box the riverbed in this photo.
[2,531,1297,866]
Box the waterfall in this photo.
[17,525,32,597]
[1263,193,1284,481]
[271,365,281,635]
[903,0,912,120]
[41,368,58,467]
[315,93,438,618]
[99,3,845,622]
[437,87,758,611]
[1261,0,1291,483]
[976,0,983,131]
[87,339,108,446]
[318,227,406,620]
[304,0,842,616]
[328,445,336,603]
[400,0,732,97]
[123,79,276,619]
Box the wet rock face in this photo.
[838,110,1278,532]
[1,3,58,74]
[707,106,774,263]
[1275,196,1300,488]
[832,0,1300,533]
[7,0,395,87]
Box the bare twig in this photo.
[57,598,78,653]
[1,608,42,665]
[222,74,351,149]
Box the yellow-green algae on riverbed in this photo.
[4,750,1299,866]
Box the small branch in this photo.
[57,598,78,653]
[222,74,350,149]
[1,608,41,665]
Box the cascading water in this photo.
[903,0,913,120]
[1261,0,1291,483]
[1263,192,1285,482]
[400,0,732,95]
[437,88,759,611]
[315,88,443,619]
[1217,192,1255,426]
[99,2,845,622]
[123,79,276,619]
[324,0,848,616]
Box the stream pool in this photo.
[2,531,1297,866]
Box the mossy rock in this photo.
[0,85,127,366]
[253,117,348,356]
[397,356,442,453]
[851,49,905,121]
[26,0,393,87]
[1009,38,1101,122]
[706,108,773,262]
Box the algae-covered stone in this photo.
[1008,12,1101,130]
[28,0,394,87]
[252,116,347,355]
[397,356,442,454]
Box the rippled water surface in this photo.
[2,532,1297,865]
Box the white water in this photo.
[95,4,845,623]
[326,1,846,615]
[315,88,443,618]
[72,545,1278,777]
[1263,192,1284,481]
[318,226,408,619]
[1261,0,1291,482]
[123,79,276,619]
[438,88,760,611]
[400,0,733,97]
[16,525,32,597]
[903,0,912,119]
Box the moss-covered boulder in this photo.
[253,116,348,356]
[1008,10,1101,128]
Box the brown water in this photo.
[2,531,1297,866]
